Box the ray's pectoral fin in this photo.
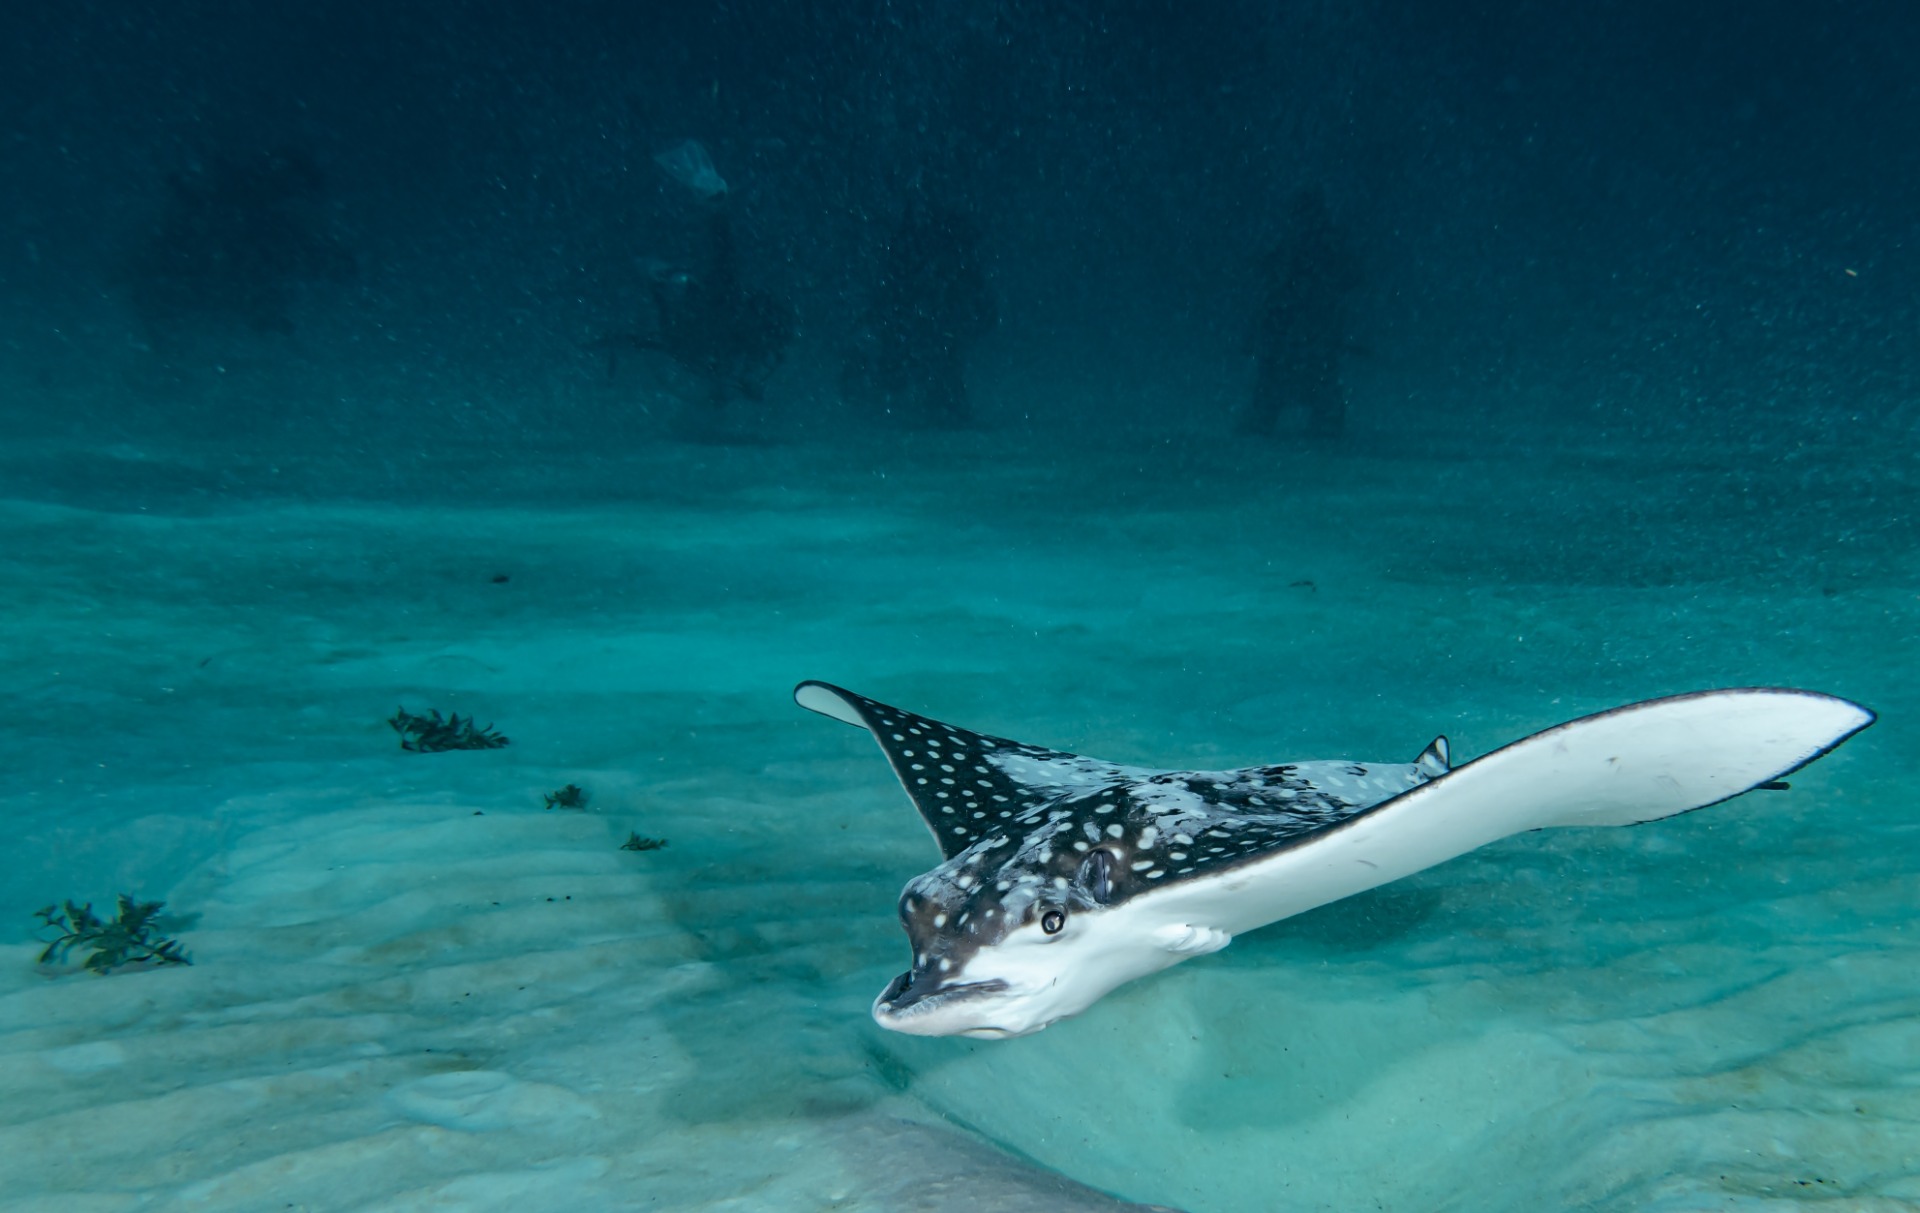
[1180,688,1878,941]
[1487,687,1872,830]
[794,680,1137,860]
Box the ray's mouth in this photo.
[875,970,1010,1019]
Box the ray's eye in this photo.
[1041,908,1066,935]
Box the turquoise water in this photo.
[2,421,1910,1210]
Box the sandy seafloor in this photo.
[1,412,1915,1213]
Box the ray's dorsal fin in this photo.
[795,681,1132,860]
[1414,735,1450,779]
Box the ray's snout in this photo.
[872,968,1011,1035]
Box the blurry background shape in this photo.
[121,144,354,345]
[653,139,729,200]
[843,198,996,427]
[1241,186,1361,438]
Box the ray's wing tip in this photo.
[1739,686,1876,738]
[1645,688,1875,787]
[1821,693,1876,736]
[794,680,871,728]
[1809,692,1876,751]
[1631,686,1874,737]
[1680,688,1875,806]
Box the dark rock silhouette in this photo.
[844,199,996,427]
[123,146,353,342]
[1241,187,1361,438]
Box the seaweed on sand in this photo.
[35,896,191,974]
[389,707,509,752]
[620,832,669,852]
[544,783,590,811]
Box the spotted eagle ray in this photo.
[795,682,1874,1039]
